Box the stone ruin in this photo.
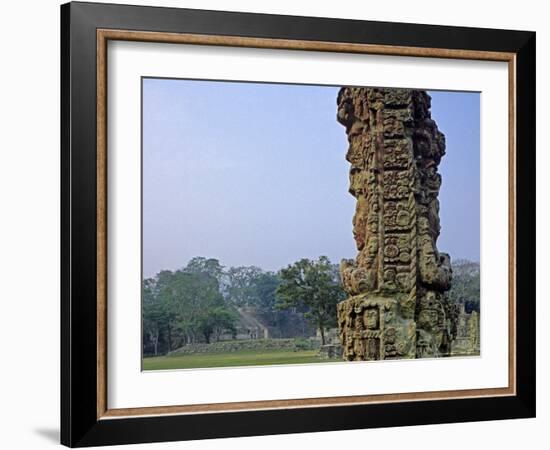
[336,87,457,361]
[450,304,480,356]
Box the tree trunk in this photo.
[167,325,173,351]
[319,324,326,345]
[153,333,159,356]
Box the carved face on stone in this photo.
[350,268,369,293]
[418,309,439,330]
[418,292,443,331]
[418,216,431,235]
[336,90,354,128]
[363,307,380,330]
[349,169,364,196]
[366,237,378,256]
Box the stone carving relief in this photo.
[336,87,460,361]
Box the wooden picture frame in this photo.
[61,1,535,447]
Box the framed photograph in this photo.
[61,1,535,447]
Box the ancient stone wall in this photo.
[336,87,456,361]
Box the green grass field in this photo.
[143,349,324,370]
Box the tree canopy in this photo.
[275,256,346,345]
[142,258,235,355]
[447,259,480,313]
[142,255,345,355]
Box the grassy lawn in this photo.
[143,349,325,370]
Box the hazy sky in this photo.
[142,78,480,278]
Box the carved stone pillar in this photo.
[336,87,455,361]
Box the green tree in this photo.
[226,266,263,306]
[195,306,238,343]
[142,277,169,355]
[142,258,239,354]
[447,259,480,313]
[142,273,179,354]
[254,272,280,311]
[275,256,345,345]
[184,257,224,281]
[168,269,230,345]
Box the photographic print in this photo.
[62,6,535,444]
[141,79,481,371]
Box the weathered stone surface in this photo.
[318,344,344,360]
[450,304,480,356]
[336,87,458,361]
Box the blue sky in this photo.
[142,78,480,277]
